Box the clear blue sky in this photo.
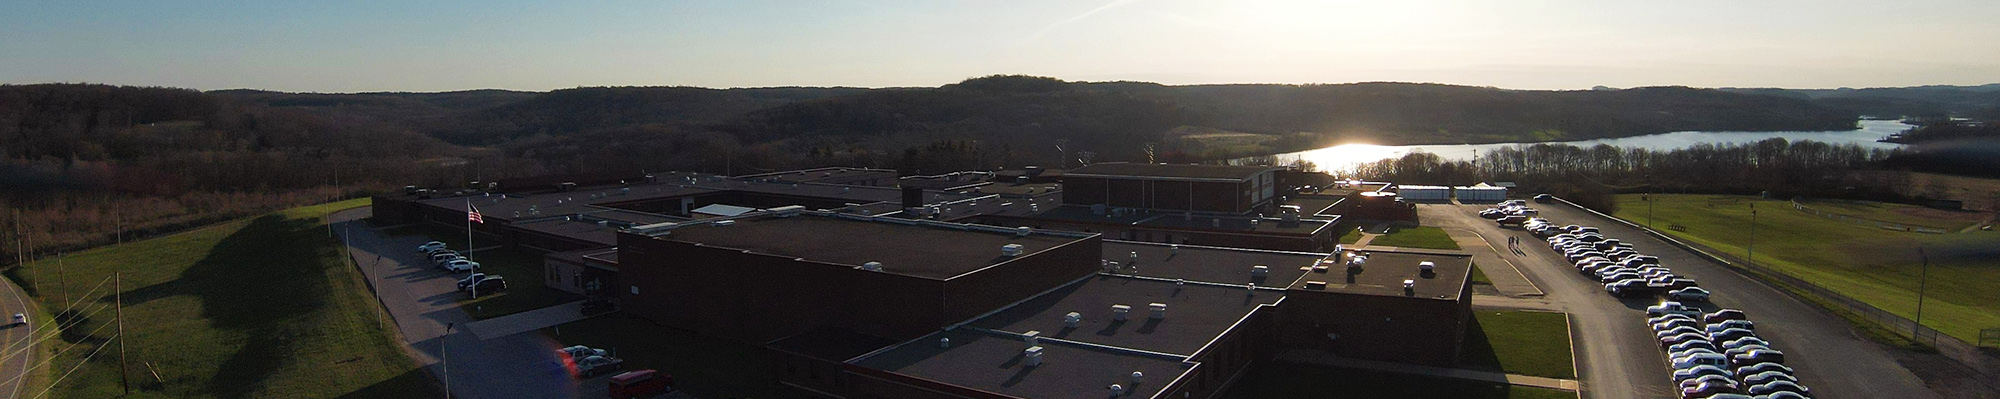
[4,0,1996,92]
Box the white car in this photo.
[417,241,447,252]
[1669,287,1711,302]
[1647,301,1702,317]
[443,259,481,273]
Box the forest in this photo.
[2,77,1994,264]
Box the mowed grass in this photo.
[1339,224,1364,245]
[13,198,440,398]
[1795,197,1985,230]
[375,224,582,319]
[541,313,775,398]
[1219,362,1574,399]
[1616,194,2000,341]
[1370,226,1461,250]
[1460,311,1575,379]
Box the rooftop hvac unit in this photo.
[1148,303,1167,319]
[1251,265,1270,277]
[1419,261,1436,272]
[1304,280,1327,290]
[714,220,735,226]
[1023,330,1041,346]
[1016,226,1033,237]
[1403,279,1416,289]
[860,262,883,271]
[1001,244,1025,257]
[1111,304,1132,321]
[1023,346,1045,367]
[1065,312,1083,328]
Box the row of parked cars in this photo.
[1480,199,1540,225]
[1517,216,1810,398]
[1648,305,1812,398]
[1531,221,1709,301]
[416,241,507,294]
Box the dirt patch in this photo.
[1888,348,2000,399]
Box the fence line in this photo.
[1790,198,1951,234]
[1551,196,2000,392]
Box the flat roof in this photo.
[1067,163,1276,181]
[766,327,901,363]
[510,218,620,247]
[737,167,898,185]
[1286,250,1472,300]
[852,328,1190,399]
[1101,241,1324,287]
[546,248,620,270]
[659,215,1087,280]
[967,275,1283,355]
[1008,205,1333,235]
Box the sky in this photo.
[3,0,1998,93]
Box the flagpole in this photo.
[465,199,474,263]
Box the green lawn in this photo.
[1339,224,1364,245]
[1220,362,1574,399]
[1795,198,1984,231]
[1460,311,1575,379]
[1370,226,1461,250]
[1616,194,2000,342]
[541,314,775,399]
[12,198,440,398]
[376,224,583,320]
[1470,262,1494,286]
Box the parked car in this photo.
[442,259,481,273]
[1678,374,1737,390]
[1608,283,1666,298]
[430,252,461,265]
[1621,255,1661,266]
[1757,390,1810,399]
[458,274,504,292]
[1672,365,1730,382]
[1669,347,1720,361]
[1654,318,1700,331]
[1723,345,1771,359]
[1732,349,1785,366]
[1657,326,1705,341]
[1660,332,1708,347]
[417,241,447,252]
[573,355,625,378]
[608,369,672,399]
[1741,370,1798,386]
[1721,337,1770,350]
[1680,380,1740,398]
[1667,340,1716,354]
[1647,302,1702,317]
[558,345,608,360]
[1649,313,1696,325]
[1671,352,1730,369]
[469,276,507,293]
[1704,309,1747,324]
[1733,362,1793,378]
[1669,287,1711,302]
[1706,320,1754,333]
[1534,194,1554,203]
[1498,215,1528,226]
[1746,380,1811,396]
[1709,328,1757,343]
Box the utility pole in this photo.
[117,272,130,394]
[1646,174,1654,229]
[1746,203,1757,267]
[59,254,68,310]
[1914,247,1931,340]
[442,322,453,399]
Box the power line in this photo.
[6,318,119,392]
[28,332,118,399]
[0,303,115,365]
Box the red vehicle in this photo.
[609,369,672,398]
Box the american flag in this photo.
[468,204,485,224]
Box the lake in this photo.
[1260,120,1911,173]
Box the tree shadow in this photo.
[177,215,338,398]
[332,367,444,399]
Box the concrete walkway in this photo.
[467,300,588,341]
[1472,294,1562,312]
[1277,349,1580,391]
[1446,228,1546,297]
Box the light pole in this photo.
[1746,203,1757,267]
[1645,174,1654,229]
[442,322,453,399]
[1914,247,1931,340]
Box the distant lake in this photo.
[1259,120,1911,173]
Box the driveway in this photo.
[333,208,622,399]
[1423,204,1678,399]
[1526,201,1936,399]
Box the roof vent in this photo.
[1064,312,1082,328]
[1108,384,1125,396]
[1022,330,1041,346]
[1403,279,1416,290]
[1016,226,1033,237]
[1251,265,1269,277]
[1130,371,1145,385]
[1148,303,1167,319]
[1111,304,1131,321]
[860,262,883,271]
[939,337,951,348]
[1304,280,1328,290]
[714,220,736,226]
[1023,346,1045,367]
[1419,261,1436,273]
[1002,244,1025,257]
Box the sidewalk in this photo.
[1276,349,1580,391]
[1446,228,1545,297]
[467,300,588,341]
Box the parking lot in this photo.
[1432,200,1936,399]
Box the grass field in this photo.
[541,314,774,398]
[1371,226,1461,250]
[1616,194,2000,341]
[376,224,582,320]
[1460,311,1575,379]
[1339,224,1364,245]
[1795,198,1986,230]
[1219,362,1574,399]
[12,198,439,398]
[1470,263,1494,286]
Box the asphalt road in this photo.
[0,266,35,399]
[332,208,617,399]
[1434,201,1938,399]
